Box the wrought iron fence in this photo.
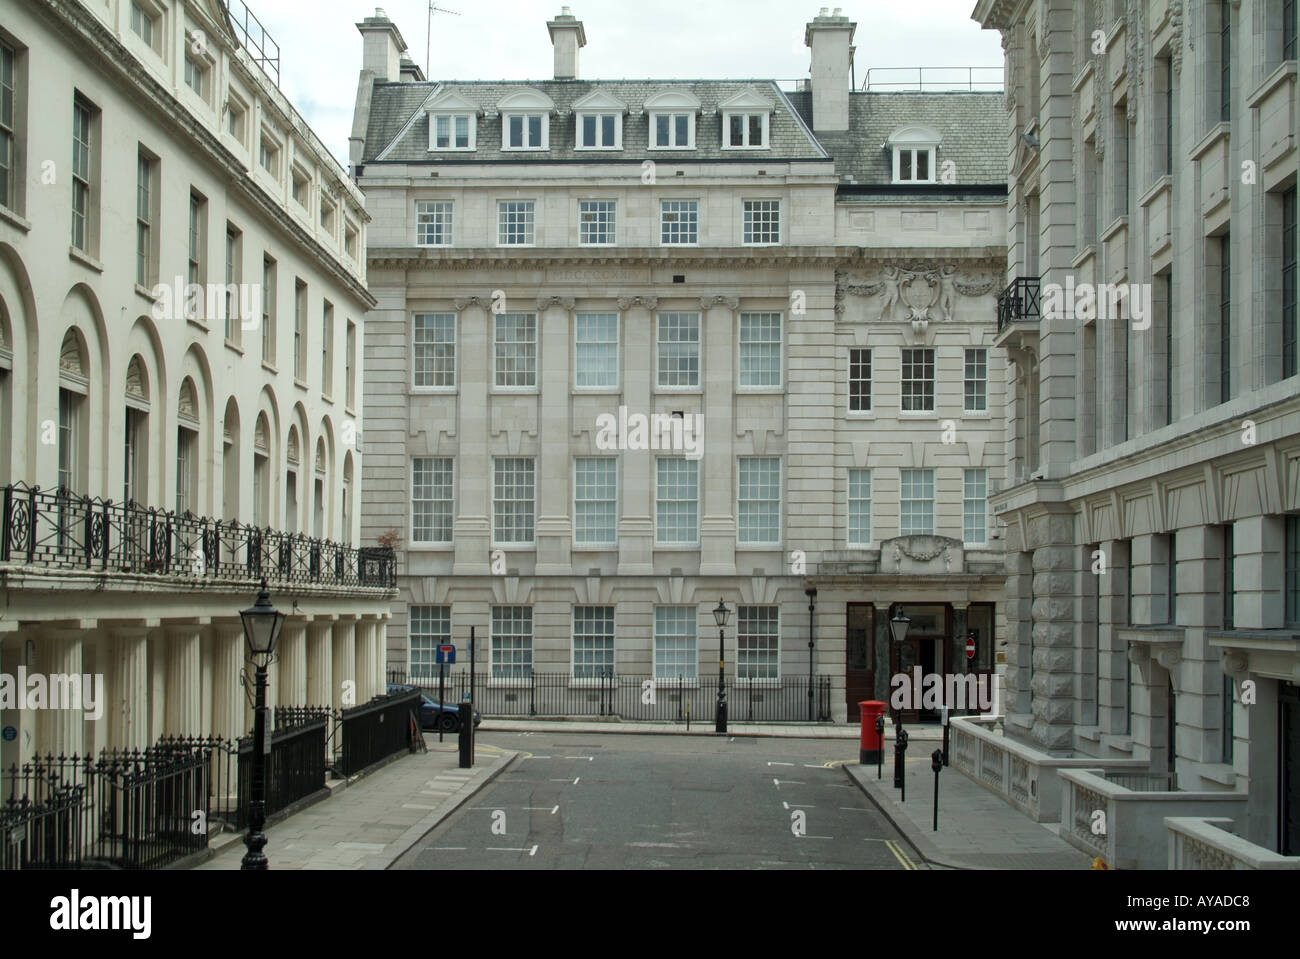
[388,670,833,723]
[996,276,1042,333]
[1,747,212,870]
[338,688,423,777]
[0,483,396,589]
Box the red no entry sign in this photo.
[965,636,977,659]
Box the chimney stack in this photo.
[547,7,587,80]
[805,8,856,132]
[356,8,408,82]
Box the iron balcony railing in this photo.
[996,276,1042,333]
[0,483,396,590]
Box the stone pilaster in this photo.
[452,302,492,575]
[278,621,308,707]
[617,302,654,575]
[1026,510,1076,753]
[37,627,85,757]
[306,621,334,707]
[536,299,574,574]
[1232,515,1284,629]
[1098,538,1127,734]
[333,619,357,710]
[699,297,736,575]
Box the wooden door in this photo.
[845,604,874,723]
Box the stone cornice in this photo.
[33,0,375,310]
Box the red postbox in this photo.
[859,700,888,765]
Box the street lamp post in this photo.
[239,580,285,871]
[805,587,817,722]
[889,605,911,792]
[714,598,729,734]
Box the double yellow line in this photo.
[885,839,919,870]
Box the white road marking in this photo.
[772,779,806,788]
[766,761,795,767]
[564,756,595,761]
[798,835,835,840]
[788,803,815,808]
[574,776,581,785]
[549,778,572,782]
[839,806,868,811]
[803,764,828,769]
[529,844,538,856]
[551,805,559,815]
[522,756,553,760]
[486,847,533,852]
[432,847,467,851]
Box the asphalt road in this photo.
[393,732,926,870]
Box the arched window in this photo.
[253,412,270,527]
[313,437,326,538]
[0,298,13,487]
[124,355,150,506]
[285,424,300,533]
[342,453,354,546]
[176,377,199,514]
[222,398,240,522]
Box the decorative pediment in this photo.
[644,89,702,113]
[495,88,556,114]
[315,440,326,473]
[839,261,1000,324]
[572,88,628,113]
[424,87,481,115]
[886,124,942,147]
[254,416,269,454]
[718,87,774,112]
[286,427,300,466]
[59,329,85,378]
[879,535,964,574]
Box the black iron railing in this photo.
[0,483,396,590]
[388,670,834,723]
[238,717,329,822]
[338,688,422,777]
[996,276,1042,333]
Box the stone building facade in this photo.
[973,0,1300,863]
[353,8,1008,723]
[0,0,394,768]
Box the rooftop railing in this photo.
[862,67,1004,92]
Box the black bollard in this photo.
[875,714,885,780]
[931,748,943,831]
[458,700,473,768]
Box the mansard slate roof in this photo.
[784,90,1006,186]
[360,79,1005,185]
[363,80,827,164]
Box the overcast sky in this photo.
[246,0,1003,164]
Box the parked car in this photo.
[388,683,483,732]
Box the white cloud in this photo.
[245,0,1002,164]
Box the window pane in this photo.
[498,200,534,245]
[900,149,913,180]
[916,149,929,180]
[655,114,669,147]
[579,199,615,245]
[412,457,453,543]
[738,457,780,544]
[656,458,698,544]
[737,606,778,680]
[601,114,615,146]
[509,116,523,147]
[454,115,469,148]
[964,348,987,412]
[848,469,872,546]
[494,313,537,387]
[739,313,781,387]
[901,348,935,411]
[582,114,595,147]
[493,457,535,543]
[661,199,699,244]
[656,312,700,386]
[528,115,542,146]
[413,313,456,387]
[743,199,780,244]
[654,606,697,681]
[417,200,453,246]
[675,114,689,145]
[409,605,450,681]
[574,457,617,545]
[575,312,618,388]
[748,114,763,146]
[964,469,988,544]
[729,114,744,146]
[900,469,935,535]
[849,348,872,412]
[491,606,532,679]
[573,606,615,678]
[435,115,449,148]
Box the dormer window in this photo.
[719,87,774,150]
[497,89,556,152]
[424,88,481,153]
[573,89,627,151]
[434,114,472,149]
[887,124,942,184]
[645,89,701,150]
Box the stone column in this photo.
[374,619,389,697]
[306,620,334,707]
[37,627,85,758]
[209,622,245,743]
[1233,515,1284,630]
[1129,533,1158,626]
[536,297,575,575]
[278,621,308,708]
[1098,539,1126,734]
[1026,510,1076,753]
[699,296,737,576]
[163,625,202,735]
[332,619,357,710]
[617,298,656,575]
[108,626,151,751]
[1175,526,1217,765]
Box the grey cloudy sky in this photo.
[247,0,1002,164]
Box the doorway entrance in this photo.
[888,604,950,723]
[1282,682,1300,856]
[845,604,874,723]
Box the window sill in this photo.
[262,361,278,375]
[0,204,31,232]
[410,386,459,395]
[294,378,309,391]
[496,243,537,249]
[659,241,700,248]
[737,386,783,395]
[69,246,104,273]
[962,411,991,419]
[187,317,209,333]
[345,406,357,417]
[737,543,781,551]
[653,386,703,395]
[572,386,621,395]
[846,410,875,419]
[135,283,160,303]
[408,543,454,552]
[489,544,535,551]
[322,393,334,405]
[225,340,244,356]
[898,411,939,419]
[490,387,539,395]
[572,543,618,552]
[741,242,782,248]
[654,542,701,550]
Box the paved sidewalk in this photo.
[847,751,1092,870]
[197,737,517,870]
[481,718,944,741]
